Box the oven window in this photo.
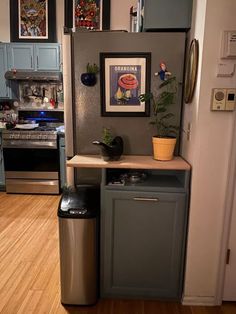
[3,148,59,172]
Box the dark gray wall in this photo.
[72,32,186,156]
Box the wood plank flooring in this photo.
[0,192,235,314]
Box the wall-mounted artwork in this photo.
[100,52,151,117]
[10,0,56,42]
[74,0,110,30]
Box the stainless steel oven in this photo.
[3,130,60,194]
[2,109,64,194]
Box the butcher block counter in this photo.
[67,155,190,170]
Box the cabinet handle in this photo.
[37,56,39,68]
[133,197,159,202]
[31,56,33,68]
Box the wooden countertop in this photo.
[67,155,191,170]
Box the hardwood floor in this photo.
[0,192,235,314]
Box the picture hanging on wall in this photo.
[100,52,151,117]
[10,0,56,42]
[74,0,110,30]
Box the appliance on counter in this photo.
[2,110,64,195]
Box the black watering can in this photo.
[93,136,123,161]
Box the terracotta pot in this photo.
[152,136,176,161]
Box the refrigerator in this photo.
[69,31,186,183]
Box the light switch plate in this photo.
[225,89,236,110]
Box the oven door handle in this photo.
[2,140,57,149]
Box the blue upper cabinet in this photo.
[35,44,61,71]
[0,44,14,99]
[8,43,61,71]
[8,44,34,70]
[0,44,9,98]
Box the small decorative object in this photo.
[184,39,199,103]
[154,62,172,81]
[74,0,110,30]
[93,127,123,161]
[139,76,178,161]
[81,63,99,87]
[100,52,151,117]
[10,0,56,42]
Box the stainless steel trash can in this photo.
[58,185,99,305]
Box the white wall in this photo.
[0,1,10,41]
[182,0,236,305]
[110,0,136,31]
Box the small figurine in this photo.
[154,62,172,81]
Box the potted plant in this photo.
[81,63,99,86]
[139,76,178,161]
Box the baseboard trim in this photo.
[182,296,216,306]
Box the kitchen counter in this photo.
[67,155,191,170]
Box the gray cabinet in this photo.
[0,134,5,189]
[8,43,61,71]
[101,169,189,299]
[143,0,193,31]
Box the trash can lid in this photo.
[58,185,100,219]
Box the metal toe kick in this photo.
[5,172,60,194]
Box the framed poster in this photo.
[10,0,56,42]
[100,52,151,117]
[74,0,110,30]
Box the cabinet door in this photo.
[35,44,60,71]
[0,135,5,188]
[143,0,193,30]
[101,190,187,299]
[8,44,34,70]
[0,45,10,99]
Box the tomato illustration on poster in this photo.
[100,53,151,117]
[110,65,141,106]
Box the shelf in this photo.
[104,168,189,192]
[67,155,191,171]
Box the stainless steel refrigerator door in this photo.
[59,217,97,305]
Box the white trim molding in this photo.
[182,296,217,306]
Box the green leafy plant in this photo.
[102,127,113,146]
[139,76,179,138]
[86,63,99,74]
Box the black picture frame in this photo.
[100,52,151,117]
[74,0,110,31]
[10,0,57,43]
